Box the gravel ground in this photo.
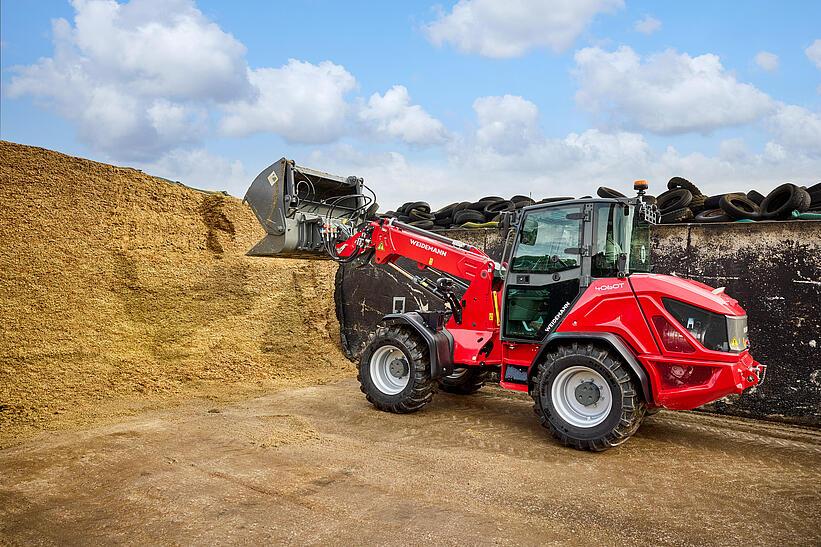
[2,379,819,546]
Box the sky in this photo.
[1,0,820,210]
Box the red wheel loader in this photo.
[244,158,766,451]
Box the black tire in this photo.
[408,219,435,229]
[453,208,485,224]
[656,188,693,213]
[597,186,625,198]
[660,207,693,223]
[408,208,435,221]
[358,325,436,413]
[452,201,472,212]
[478,196,504,202]
[689,193,706,213]
[511,195,534,206]
[531,343,645,451]
[538,196,573,204]
[434,215,452,227]
[484,200,513,216]
[433,203,459,219]
[746,190,765,205]
[694,208,731,223]
[760,183,812,219]
[809,189,821,207]
[719,193,761,220]
[438,367,487,395]
[667,176,702,196]
[404,201,430,214]
[704,194,725,209]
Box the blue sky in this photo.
[2,0,820,209]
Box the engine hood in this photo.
[628,274,746,316]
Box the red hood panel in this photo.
[629,274,746,316]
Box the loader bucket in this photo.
[243,158,370,259]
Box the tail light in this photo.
[652,315,695,353]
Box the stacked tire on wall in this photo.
[382,179,820,230]
[381,194,574,231]
[650,178,819,224]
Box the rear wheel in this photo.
[358,325,435,413]
[438,367,487,395]
[532,344,645,451]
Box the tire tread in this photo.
[531,343,646,452]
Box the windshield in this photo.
[510,205,582,273]
[591,203,652,277]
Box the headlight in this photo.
[662,298,745,353]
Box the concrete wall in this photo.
[335,221,821,426]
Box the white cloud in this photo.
[718,138,748,161]
[767,103,821,157]
[472,95,541,153]
[634,15,661,35]
[137,148,248,197]
[358,85,448,145]
[465,96,652,176]
[67,0,250,101]
[313,137,821,212]
[425,0,623,58]
[754,51,779,71]
[806,39,821,69]
[7,0,248,160]
[573,46,775,134]
[219,60,356,144]
[310,94,821,211]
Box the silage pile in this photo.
[0,141,352,445]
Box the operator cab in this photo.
[500,195,656,342]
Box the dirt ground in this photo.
[0,141,351,446]
[1,379,819,546]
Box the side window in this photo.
[511,206,582,273]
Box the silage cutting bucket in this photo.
[243,158,371,259]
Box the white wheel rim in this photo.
[551,366,613,428]
[370,345,410,395]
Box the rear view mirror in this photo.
[520,216,538,246]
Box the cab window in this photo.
[511,206,582,274]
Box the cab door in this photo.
[500,203,587,342]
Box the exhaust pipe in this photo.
[243,158,373,259]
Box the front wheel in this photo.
[358,325,435,413]
[532,343,645,451]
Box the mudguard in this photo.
[532,332,653,404]
[380,312,454,379]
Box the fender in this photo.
[380,312,454,379]
[532,331,653,404]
